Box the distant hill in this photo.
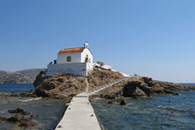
[0,69,46,84]
[16,69,46,81]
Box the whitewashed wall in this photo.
[101,65,112,70]
[46,63,94,77]
[81,48,93,63]
[57,53,81,64]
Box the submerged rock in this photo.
[30,114,39,118]
[19,121,37,128]
[8,108,30,115]
[1,108,38,129]
[6,113,37,128]
[7,114,25,123]
[0,117,7,121]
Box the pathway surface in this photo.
[55,92,101,130]
[55,75,130,130]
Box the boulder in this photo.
[30,114,39,118]
[0,108,38,129]
[123,81,148,98]
[120,99,126,105]
[7,114,24,123]
[19,121,37,128]
[107,101,113,104]
[8,108,30,115]
[0,117,7,121]
[141,77,155,87]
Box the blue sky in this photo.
[0,0,195,83]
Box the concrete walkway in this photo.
[55,76,130,130]
[55,93,101,130]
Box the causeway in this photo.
[55,76,130,130]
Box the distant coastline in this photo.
[0,69,45,84]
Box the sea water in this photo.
[0,84,194,130]
[0,84,34,93]
[92,90,195,130]
[0,84,66,130]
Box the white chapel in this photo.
[46,43,95,77]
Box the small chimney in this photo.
[84,41,89,48]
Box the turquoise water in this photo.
[92,91,195,130]
[0,84,66,130]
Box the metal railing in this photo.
[88,77,130,95]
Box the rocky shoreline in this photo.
[1,70,195,103]
[91,76,195,105]
[32,70,124,101]
[0,70,195,129]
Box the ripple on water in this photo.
[92,91,195,130]
[0,97,66,130]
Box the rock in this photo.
[33,70,124,99]
[7,114,24,123]
[150,84,164,93]
[30,114,39,118]
[8,109,17,113]
[23,111,30,116]
[0,117,7,121]
[8,108,30,115]
[173,93,180,96]
[123,81,148,98]
[19,121,37,128]
[0,108,38,129]
[7,114,36,128]
[103,95,115,99]
[120,99,126,105]
[97,75,195,100]
[107,101,113,104]
[16,108,25,113]
[141,77,155,87]
[33,73,87,98]
[138,85,153,96]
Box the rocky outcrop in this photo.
[98,76,195,99]
[33,69,194,101]
[33,73,87,100]
[33,70,124,101]
[88,70,124,91]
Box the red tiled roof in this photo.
[58,47,85,55]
